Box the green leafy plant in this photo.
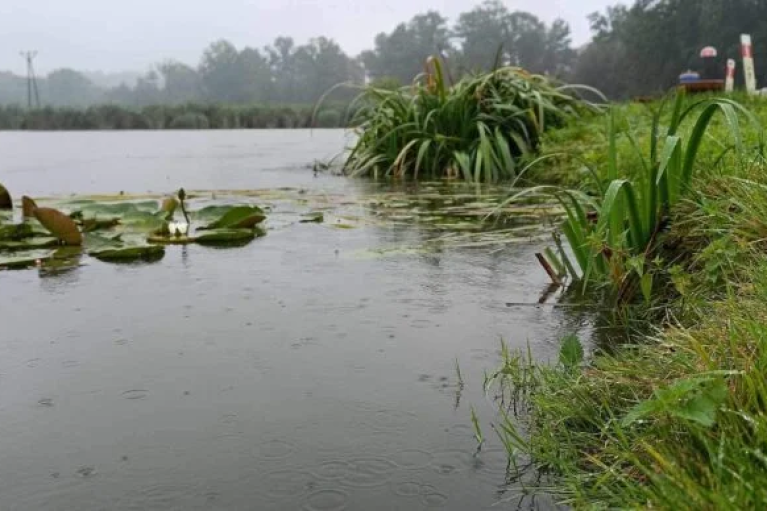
[511,94,763,299]
[344,58,603,182]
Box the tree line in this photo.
[0,0,764,109]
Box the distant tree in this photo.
[237,47,273,102]
[576,0,767,98]
[361,11,451,84]
[45,69,100,107]
[158,60,201,103]
[199,39,247,103]
[453,1,574,76]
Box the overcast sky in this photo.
[1,0,618,75]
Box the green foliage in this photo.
[168,112,210,130]
[314,109,342,128]
[558,334,584,371]
[575,0,767,98]
[0,103,352,131]
[518,93,764,300]
[476,94,767,508]
[345,63,600,181]
[197,205,266,230]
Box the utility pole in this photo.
[19,51,41,109]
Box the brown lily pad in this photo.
[34,207,83,246]
[22,196,38,217]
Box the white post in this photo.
[741,34,757,94]
[725,59,736,92]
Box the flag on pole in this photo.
[725,59,736,92]
[741,34,757,94]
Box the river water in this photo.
[0,130,583,510]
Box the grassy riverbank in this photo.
[483,93,767,508]
[0,102,351,130]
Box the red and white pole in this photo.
[741,34,757,94]
[725,59,736,93]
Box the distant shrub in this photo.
[315,109,342,128]
[169,112,210,130]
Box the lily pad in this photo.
[84,232,124,250]
[0,183,11,210]
[300,212,325,223]
[0,223,34,241]
[0,237,60,250]
[89,244,165,262]
[76,201,160,217]
[0,251,52,270]
[197,205,266,230]
[80,217,121,232]
[22,196,38,217]
[34,208,83,246]
[195,228,261,246]
[146,234,196,245]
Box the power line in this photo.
[19,51,41,109]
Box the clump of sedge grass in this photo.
[344,57,603,182]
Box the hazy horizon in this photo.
[1,0,618,75]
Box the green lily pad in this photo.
[80,217,121,232]
[0,250,53,270]
[197,205,266,230]
[146,234,196,245]
[300,212,325,223]
[0,237,60,250]
[0,223,34,241]
[119,211,168,233]
[89,244,166,262]
[84,232,124,250]
[195,228,261,246]
[76,201,160,217]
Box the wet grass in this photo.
[477,93,767,508]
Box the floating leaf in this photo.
[195,228,260,246]
[0,252,51,270]
[147,234,195,245]
[34,208,83,246]
[81,217,121,232]
[198,205,266,230]
[300,212,325,223]
[22,196,38,217]
[89,244,165,262]
[83,232,124,250]
[0,183,11,210]
[0,237,59,250]
[0,223,34,241]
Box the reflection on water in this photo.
[0,130,580,510]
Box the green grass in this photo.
[478,93,767,508]
[344,59,602,182]
[506,93,764,302]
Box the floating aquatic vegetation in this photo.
[197,205,266,230]
[0,186,271,271]
[89,244,166,262]
[34,207,83,246]
[300,212,325,223]
[0,183,11,210]
[22,196,38,217]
